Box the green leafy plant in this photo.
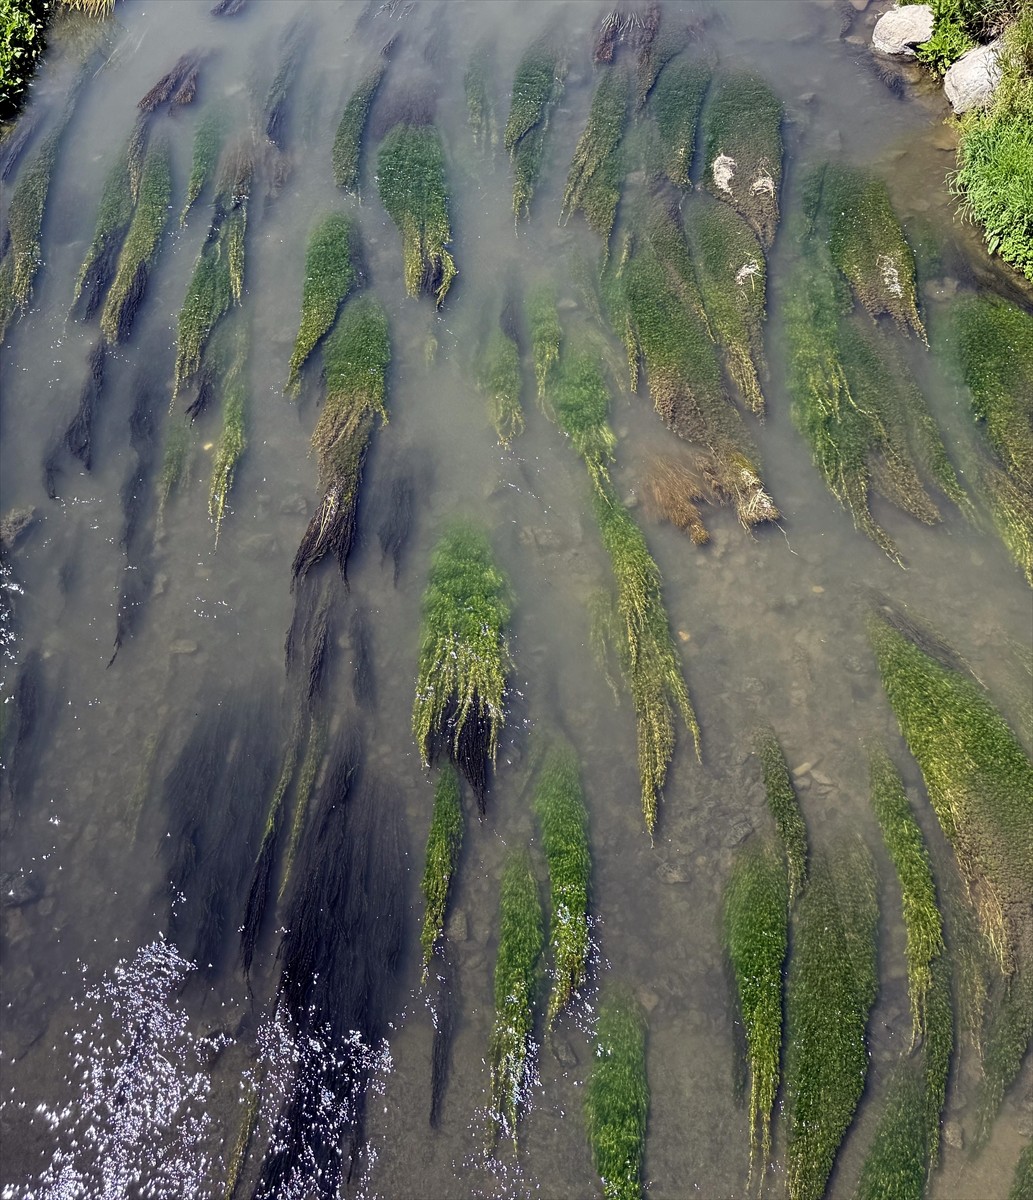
[0,0,48,123]
[332,61,385,193]
[419,765,463,974]
[585,989,649,1200]
[533,741,590,1026]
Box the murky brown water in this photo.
[1,1,1030,1197]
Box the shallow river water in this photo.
[1,1,1030,1198]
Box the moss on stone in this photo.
[419,765,463,974]
[562,67,629,251]
[648,56,710,188]
[785,841,879,1200]
[285,212,358,395]
[702,72,782,247]
[376,123,456,306]
[332,62,385,193]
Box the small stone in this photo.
[170,639,199,655]
[792,761,815,778]
[872,5,934,57]
[445,909,468,942]
[725,818,753,847]
[811,769,833,787]
[1,870,43,908]
[622,492,639,510]
[656,859,690,884]
[850,0,870,9]
[550,1034,578,1068]
[636,988,659,1013]
[811,585,825,594]
[943,1120,964,1151]
[280,492,309,516]
[944,40,1002,113]
[556,297,578,311]
[677,630,691,643]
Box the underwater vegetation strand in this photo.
[723,839,788,1183]
[756,729,808,905]
[648,56,710,189]
[376,123,456,306]
[0,129,60,339]
[785,841,879,1200]
[505,39,565,220]
[525,283,562,406]
[464,41,497,153]
[533,741,591,1026]
[561,67,630,251]
[585,989,649,1200]
[488,849,543,1147]
[419,765,463,974]
[181,104,225,225]
[332,61,385,193]
[73,142,134,318]
[285,212,358,395]
[208,322,248,542]
[478,329,523,446]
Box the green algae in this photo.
[975,970,1033,1147]
[285,212,358,395]
[585,989,648,1200]
[854,1064,928,1200]
[412,524,511,799]
[99,136,171,344]
[525,283,561,407]
[533,741,590,1027]
[551,349,617,485]
[332,61,385,193]
[293,295,389,582]
[702,72,783,247]
[420,765,463,975]
[684,196,767,414]
[478,329,523,447]
[208,323,247,542]
[785,841,879,1200]
[504,39,565,220]
[73,144,133,317]
[488,849,543,1147]
[561,67,629,251]
[279,715,326,903]
[1009,1138,1033,1200]
[815,163,925,339]
[180,105,225,225]
[723,839,788,1183]
[0,128,60,339]
[158,419,190,515]
[869,746,945,1044]
[756,728,808,906]
[648,56,710,188]
[376,123,456,306]
[464,41,497,154]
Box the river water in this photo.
[1,1,1030,1198]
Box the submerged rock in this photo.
[1,869,43,908]
[944,41,1002,113]
[0,507,35,555]
[872,5,933,57]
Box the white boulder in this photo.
[944,41,1002,112]
[872,4,934,57]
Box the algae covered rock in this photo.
[702,72,783,247]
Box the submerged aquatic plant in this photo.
[420,765,464,974]
[951,293,1033,584]
[584,989,648,1200]
[504,38,566,220]
[488,849,543,1147]
[292,295,390,582]
[412,523,510,813]
[561,67,630,250]
[756,728,808,906]
[702,72,783,247]
[208,322,248,542]
[525,283,561,406]
[533,741,591,1026]
[180,104,225,224]
[478,328,523,446]
[723,839,788,1183]
[0,129,60,339]
[73,142,134,319]
[814,163,925,339]
[785,841,879,1200]
[648,55,710,188]
[464,41,497,153]
[376,123,456,306]
[285,212,358,395]
[684,197,767,414]
[869,745,944,1044]
[332,61,386,193]
[100,136,172,344]
[158,420,190,515]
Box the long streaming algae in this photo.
[584,989,649,1200]
[464,41,497,154]
[648,56,710,188]
[285,212,358,395]
[99,136,171,344]
[950,293,1033,584]
[208,322,248,542]
[0,129,60,339]
[723,839,788,1183]
[488,849,543,1147]
[419,765,463,975]
[376,123,456,306]
[533,741,590,1027]
[561,67,630,252]
[412,524,510,814]
[180,104,226,225]
[702,72,783,248]
[869,746,944,1044]
[785,841,879,1200]
[504,38,566,220]
[292,295,390,582]
[525,283,562,407]
[756,728,808,907]
[72,142,134,319]
[332,61,386,193]
[478,329,523,446]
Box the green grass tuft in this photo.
[505,39,565,220]
[285,213,358,395]
[561,67,629,251]
[756,728,808,906]
[525,283,561,407]
[585,989,649,1200]
[332,61,385,193]
[724,839,788,1183]
[648,56,710,188]
[419,765,463,974]
[533,741,591,1027]
[488,849,543,1146]
[376,123,456,306]
[181,105,225,225]
[702,72,783,247]
[785,841,879,1200]
[478,329,523,446]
